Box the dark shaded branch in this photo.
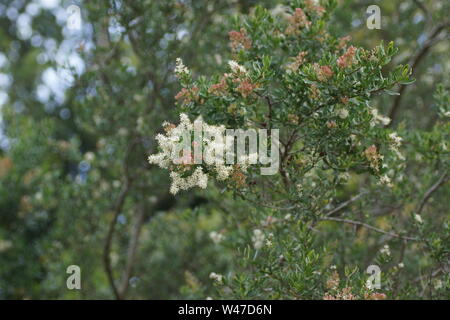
[265,96,273,130]
[118,203,147,298]
[103,141,136,300]
[416,172,448,215]
[103,177,132,300]
[412,0,431,25]
[388,22,450,125]
[320,217,420,241]
[324,192,368,217]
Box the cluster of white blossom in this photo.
[169,168,208,195]
[209,272,223,283]
[265,232,274,248]
[414,214,423,224]
[148,113,235,194]
[336,108,349,119]
[388,132,405,160]
[209,231,225,244]
[370,108,391,126]
[376,132,405,187]
[228,60,248,75]
[380,244,391,256]
[379,174,393,188]
[251,229,265,250]
[174,58,190,77]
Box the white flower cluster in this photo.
[380,244,391,256]
[336,108,349,119]
[370,108,391,126]
[228,60,248,75]
[209,231,224,244]
[414,214,423,224]
[379,174,393,188]
[148,113,235,194]
[251,229,265,250]
[209,272,223,283]
[388,132,405,160]
[174,58,190,77]
[265,232,274,247]
[169,168,208,195]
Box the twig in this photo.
[388,22,450,125]
[324,192,368,217]
[103,140,136,300]
[413,268,443,283]
[118,202,147,298]
[103,177,132,300]
[320,217,420,241]
[416,172,448,215]
[412,0,431,25]
[265,96,273,130]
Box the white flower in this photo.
[370,108,391,126]
[0,239,13,252]
[339,172,350,181]
[265,233,274,247]
[414,214,423,224]
[209,231,224,244]
[380,244,391,256]
[84,152,95,162]
[174,57,189,76]
[252,229,265,250]
[434,279,443,290]
[118,128,128,136]
[228,60,248,75]
[336,108,349,119]
[209,272,223,283]
[388,132,405,160]
[398,262,404,268]
[379,174,393,188]
[34,192,43,201]
[388,132,402,148]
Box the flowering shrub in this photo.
[144,1,449,300]
[150,1,412,201]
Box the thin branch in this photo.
[118,202,147,298]
[388,22,450,125]
[103,140,136,300]
[103,177,132,300]
[412,0,430,25]
[324,192,368,217]
[320,216,420,241]
[416,172,448,215]
[265,96,273,130]
[413,268,443,283]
